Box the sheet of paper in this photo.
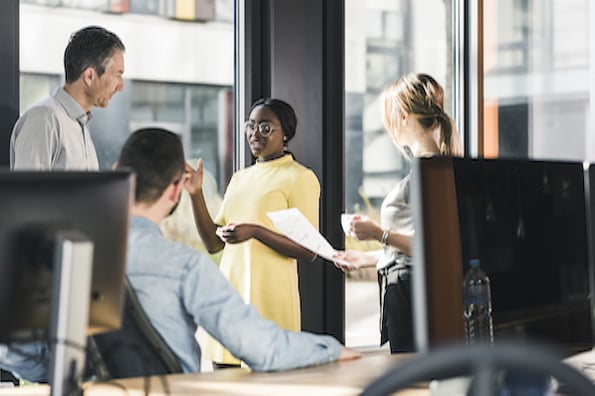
[267,208,347,265]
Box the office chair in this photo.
[89,277,183,380]
[360,341,595,396]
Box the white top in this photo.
[377,146,415,271]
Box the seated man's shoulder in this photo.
[173,241,217,269]
[143,232,217,269]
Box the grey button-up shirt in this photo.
[10,87,99,170]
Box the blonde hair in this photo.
[381,73,462,157]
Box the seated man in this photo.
[115,127,359,373]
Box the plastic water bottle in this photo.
[463,258,494,344]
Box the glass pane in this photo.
[19,1,234,216]
[483,0,590,160]
[19,1,234,371]
[344,0,454,348]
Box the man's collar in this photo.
[54,87,92,125]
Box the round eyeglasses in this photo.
[244,121,276,137]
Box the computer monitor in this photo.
[0,171,133,393]
[412,157,594,357]
[0,171,133,340]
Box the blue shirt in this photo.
[0,216,342,381]
[0,342,49,382]
[127,216,342,373]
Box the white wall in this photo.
[20,4,234,85]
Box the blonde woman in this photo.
[335,73,462,353]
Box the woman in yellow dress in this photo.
[187,98,320,368]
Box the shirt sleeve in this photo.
[288,168,321,229]
[0,342,50,383]
[11,108,60,170]
[182,253,342,371]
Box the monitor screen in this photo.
[412,157,594,356]
[0,171,134,342]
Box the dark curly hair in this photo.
[249,98,298,142]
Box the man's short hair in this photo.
[118,128,186,204]
[64,26,125,83]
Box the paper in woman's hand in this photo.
[266,208,348,265]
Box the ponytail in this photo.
[438,114,462,157]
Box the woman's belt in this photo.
[378,262,411,280]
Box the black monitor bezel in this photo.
[0,170,134,342]
[412,157,595,356]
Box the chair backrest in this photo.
[89,277,183,379]
[360,341,595,396]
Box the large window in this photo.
[483,0,590,161]
[19,2,234,249]
[343,0,593,348]
[19,2,234,372]
[19,0,592,362]
[344,0,454,347]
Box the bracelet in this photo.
[380,229,391,246]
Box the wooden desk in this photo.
[4,349,595,395]
[0,350,428,396]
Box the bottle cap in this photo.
[469,258,480,267]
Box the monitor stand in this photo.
[48,231,93,396]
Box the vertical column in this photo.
[235,0,271,168]
[269,0,344,341]
[466,0,484,157]
[0,0,19,168]
[453,0,466,151]
[319,0,346,342]
[588,1,595,162]
[239,0,345,341]
[0,3,19,382]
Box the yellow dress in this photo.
[203,154,320,365]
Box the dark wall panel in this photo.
[267,0,345,341]
[0,0,19,168]
[0,0,19,383]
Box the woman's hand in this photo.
[333,249,377,272]
[216,223,256,244]
[350,216,383,242]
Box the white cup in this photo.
[341,213,358,237]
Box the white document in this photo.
[267,208,347,265]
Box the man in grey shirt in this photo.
[10,26,125,170]
[0,25,125,384]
